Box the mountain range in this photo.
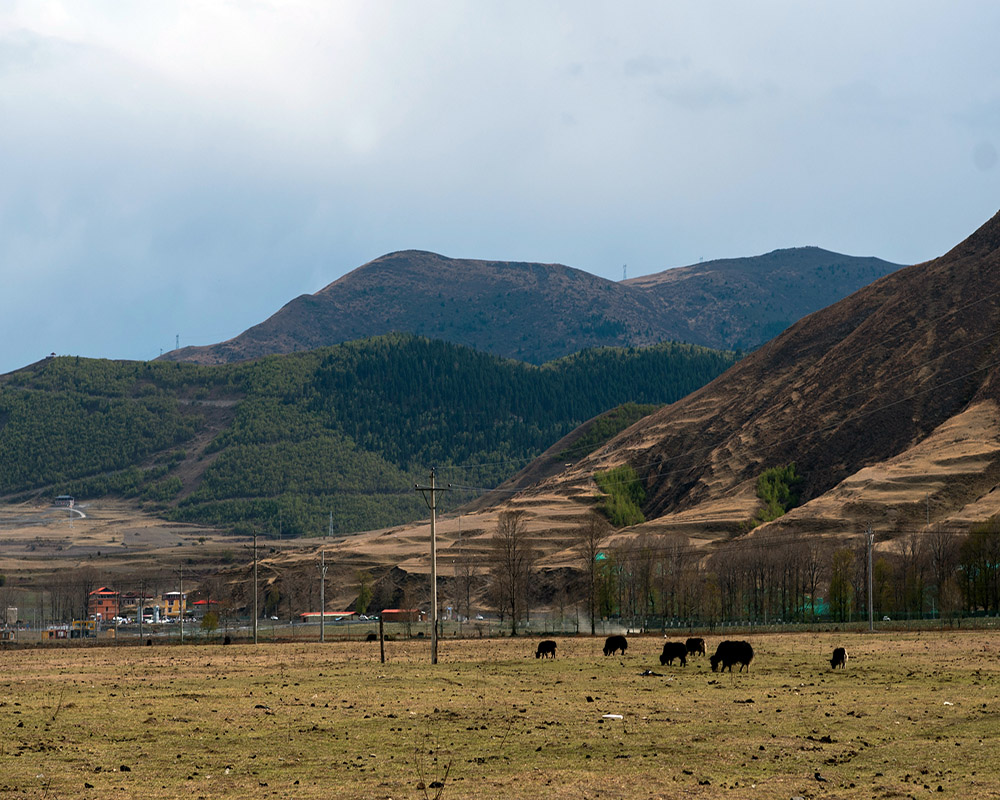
[162,247,903,365]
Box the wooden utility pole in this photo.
[319,549,327,643]
[457,515,463,639]
[866,525,875,632]
[415,469,449,664]
[137,578,145,642]
[252,531,259,644]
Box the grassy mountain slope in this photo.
[0,334,737,536]
[521,208,1000,537]
[163,248,902,366]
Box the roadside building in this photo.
[87,587,120,621]
[190,599,221,620]
[120,590,155,621]
[161,591,187,619]
[299,611,355,623]
[380,608,426,623]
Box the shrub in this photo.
[753,463,802,525]
[594,464,645,527]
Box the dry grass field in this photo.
[2,631,998,800]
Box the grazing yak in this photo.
[536,640,557,659]
[660,641,688,666]
[686,637,706,656]
[710,640,754,672]
[603,634,628,656]
[830,647,848,669]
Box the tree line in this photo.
[473,513,1000,633]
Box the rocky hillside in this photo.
[162,248,902,365]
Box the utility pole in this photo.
[245,530,259,644]
[138,578,145,642]
[173,568,185,644]
[866,525,875,632]
[253,531,259,644]
[457,515,463,639]
[319,549,327,643]
[415,469,450,664]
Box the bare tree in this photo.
[74,566,99,621]
[576,512,610,635]
[927,525,960,617]
[453,547,474,626]
[829,547,855,622]
[488,511,536,635]
[802,541,824,620]
[895,531,927,617]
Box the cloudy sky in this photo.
[2,1,998,373]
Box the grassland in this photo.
[1,631,998,799]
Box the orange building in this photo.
[87,587,119,621]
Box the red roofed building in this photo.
[380,609,426,622]
[300,611,355,623]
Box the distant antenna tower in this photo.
[176,334,180,350]
[328,510,333,538]
[623,263,627,281]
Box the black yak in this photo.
[830,647,848,669]
[536,640,557,659]
[686,637,706,656]
[710,640,754,672]
[660,641,688,666]
[603,635,628,656]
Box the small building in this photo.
[120,591,155,619]
[190,599,221,619]
[380,608,426,623]
[87,587,119,621]
[53,495,75,508]
[300,611,355,623]
[161,591,187,619]
[71,619,97,638]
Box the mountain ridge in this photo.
[161,247,904,365]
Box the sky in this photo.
[1,1,999,374]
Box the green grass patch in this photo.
[594,464,645,527]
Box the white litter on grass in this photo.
[943,701,954,706]
[602,714,624,720]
